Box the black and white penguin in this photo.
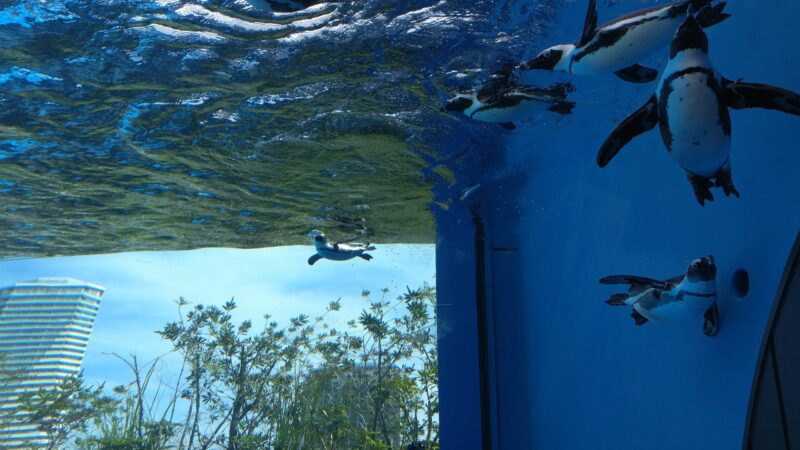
[307,230,376,265]
[601,255,720,336]
[596,7,800,205]
[443,76,575,130]
[519,0,729,83]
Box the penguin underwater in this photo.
[601,255,720,337]
[307,230,376,265]
[443,66,575,130]
[596,7,800,205]
[519,0,730,83]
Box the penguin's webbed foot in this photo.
[686,173,714,206]
[630,310,649,326]
[703,301,721,337]
[548,100,576,115]
[605,293,629,306]
[713,161,740,198]
[694,1,731,29]
[714,175,740,198]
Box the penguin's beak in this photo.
[520,48,563,71]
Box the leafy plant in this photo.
[5,285,439,450]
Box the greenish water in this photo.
[0,0,551,257]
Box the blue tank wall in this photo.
[437,0,800,449]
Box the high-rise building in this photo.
[0,278,104,449]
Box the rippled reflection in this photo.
[0,0,558,257]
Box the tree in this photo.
[273,284,439,450]
[6,284,439,449]
[78,354,181,450]
[157,297,341,450]
[15,372,116,450]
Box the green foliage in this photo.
[15,373,117,450]
[7,286,439,449]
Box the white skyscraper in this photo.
[0,278,104,448]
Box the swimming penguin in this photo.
[519,0,730,83]
[596,7,800,205]
[443,79,575,130]
[307,230,376,265]
[601,255,720,336]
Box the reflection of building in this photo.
[0,278,105,449]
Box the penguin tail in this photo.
[605,293,630,306]
[694,1,730,29]
[365,245,376,251]
[358,253,373,261]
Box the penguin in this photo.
[596,7,800,205]
[307,230,376,265]
[443,74,575,130]
[519,0,730,83]
[601,255,720,337]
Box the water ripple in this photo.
[0,0,558,257]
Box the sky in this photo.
[0,244,436,391]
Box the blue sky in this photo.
[0,244,435,390]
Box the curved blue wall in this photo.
[438,1,800,449]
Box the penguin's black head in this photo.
[686,255,716,282]
[443,95,474,113]
[671,11,708,58]
[521,46,566,71]
[309,229,326,243]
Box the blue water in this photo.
[436,1,800,449]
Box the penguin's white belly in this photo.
[634,284,716,322]
[470,100,549,123]
[635,295,713,322]
[319,250,356,261]
[634,295,682,322]
[571,17,677,75]
[662,73,730,177]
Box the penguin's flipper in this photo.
[597,95,659,167]
[358,253,373,261]
[723,79,800,116]
[686,171,714,206]
[605,293,630,306]
[703,301,721,337]
[308,254,323,266]
[614,64,659,84]
[499,122,516,131]
[631,309,649,326]
[548,100,576,115]
[578,0,598,47]
[694,1,731,29]
[599,275,665,288]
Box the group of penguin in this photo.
[444,0,800,336]
[445,0,800,206]
[307,0,800,336]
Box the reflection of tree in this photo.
[2,284,439,449]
